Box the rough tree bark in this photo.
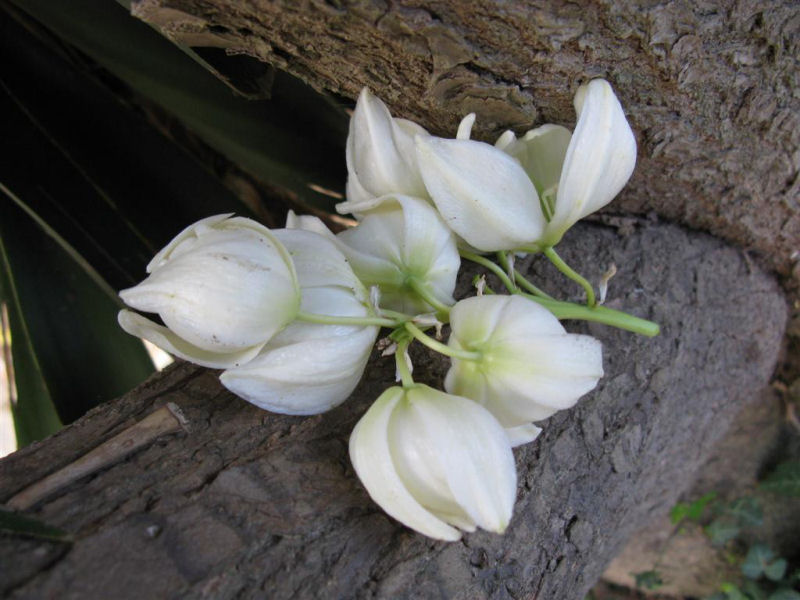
[132,0,800,279]
[0,222,787,599]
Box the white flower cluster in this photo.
[119,80,651,541]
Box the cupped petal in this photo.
[350,387,462,541]
[416,136,545,251]
[284,211,338,240]
[505,423,543,448]
[146,213,232,273]
[445,295,603,427]
[220,325,377,415]
[346,88,429,199]
[486,334,603,410]
[274,228,368,302]
[336,195,459,314]
[544,79,636,245]
[499,124,572,200]
[118,310,264,369]
[120,225,299,351]
[403,386,516,533]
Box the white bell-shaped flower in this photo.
[220,228,378,415]
[444,295,604,426]
[497,79,636,246]
[336,194,459,314]
[118,214,300,369]
[415,133,546,252]
[343,88,429,207]
[350,384,517,541]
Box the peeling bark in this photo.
[132,0,800,279]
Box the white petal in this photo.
[416,136,545,251]
[120,226,299,351]
[146,213,232,273]
[344,171,375,209]
[284,211,337,240]
[274,228,367,301]
[505,423,542,447]
[445,295,603,426]
[490,334,603,410]
[349,388,461,541]
[346,88,428,199]
[405,386,516,533]
[118,310,264,369]
[388,395,478,530]
[503,124,572,198]
[456,113,476,140]
[545,79,636,245]
[220,325,377,415]
[336,195,459,314]
[447,296,511,347]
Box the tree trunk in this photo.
[132,0,800,279]
[0,222,786,599]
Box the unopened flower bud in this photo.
[350,385,516,540]
[118,215,300,369]
[220,229,378,415]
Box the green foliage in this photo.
[0,2,346,445]
[0,508,72,542]
[632,570,663,590]
[0,195,155,442]
[742,545,780,580]
[706,517,741,547]
[760,461,800,497]
[722,497,764,528]
[671,491,717,524]
[10,0,348,212]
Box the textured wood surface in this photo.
[0,222,786,599]
[132,0,800,279]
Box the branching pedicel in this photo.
[118,80,659,541]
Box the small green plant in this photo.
[629,459,800,599]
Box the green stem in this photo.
[515,244,542,255]
[379,308,415,322]
[495,252,518,291]
[513,270,553,299]
[406,277,451,316]
[521,294,660,337]
[296,311,397,328]
[395,338,414,388]
[404,322,482,361]
[543,246,596,307]
[460,251,516,293]
[496,252,554,299]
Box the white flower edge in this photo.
[118,309,265,369]
[344,88,429,205]
[445,295,604,427]
[543,79,636,245]
[220,325,376,415]
[415,135,546,252]
[350,385,516,540]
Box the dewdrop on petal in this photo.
[445,295,604,427]
[349,385,516,541]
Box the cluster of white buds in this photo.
[119,80,656,541]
